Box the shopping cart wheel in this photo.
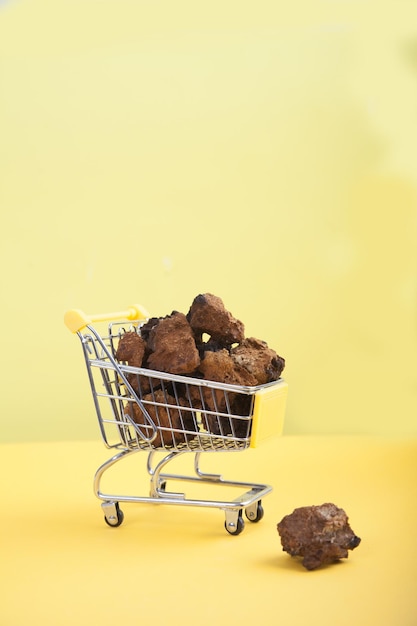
[103,502,124,527]
[245,500,264,523]
[224,509,245,535]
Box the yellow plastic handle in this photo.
[64,304,149,333]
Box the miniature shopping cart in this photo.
[65,305,288,535]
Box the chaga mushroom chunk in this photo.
[277,503,361,570]
[197,349,257,437]
[146,311,200,375]
[198,349,257,388]
[138,317,161,343]
[186,293,245,347]
[115,331,158,395]
[115,332,146,368]
[231,337,285,385]
[125,390,197,448]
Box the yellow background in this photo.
[1,0,417,441]
[1,6,416,621]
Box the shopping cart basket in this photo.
[65,305,288,535]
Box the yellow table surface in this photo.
[1,435,416,626]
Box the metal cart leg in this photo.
[147,450,272,535]
[147,449,187,499]
[194,451,223,481]
[94,447,139,527]
[102,501,124,527]
[224,508,245,535]
[93,447,272,534]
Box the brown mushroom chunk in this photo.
[197,349,257,437]
[231,337,285,384]
[277,503,361,570]
[187,293,245,347]
[146,311,200,375]
[124,390,197,448]
[115,332,146,368]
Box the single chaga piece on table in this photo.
[186,293,245,346]
[277,503,361,570]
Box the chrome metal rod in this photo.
[93,447,139,498]
[194,451,223,481]
[147,449,187,498]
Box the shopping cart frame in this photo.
[65,305,288,535]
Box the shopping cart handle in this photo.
[64,305,149,333]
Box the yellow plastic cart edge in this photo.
[250,380,288,448]
[64,304,149,333]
